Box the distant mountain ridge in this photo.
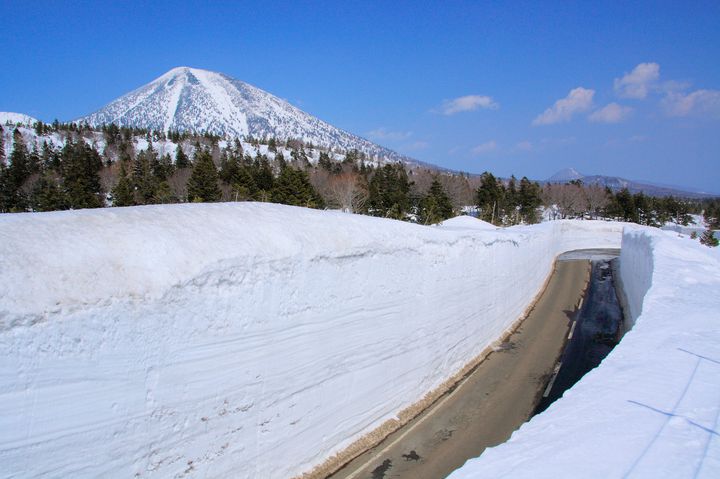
[77,67,407,163]
[545,168,718,198]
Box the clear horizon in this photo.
[1,1,718,192]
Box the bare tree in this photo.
[543,183,586,219]
[439,174,474,211]
[168,168,192,202]
[408,168,434,199]
[584,185,609,219]
[99,162,122,196]
[327,172,368,213]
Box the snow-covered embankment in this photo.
[450,226,720,478]
[0,204,621,478]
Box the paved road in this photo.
[328,259,591,479]
[535,253,622,414]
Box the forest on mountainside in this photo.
[1,121,717,231]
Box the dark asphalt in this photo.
[534,251,623,414]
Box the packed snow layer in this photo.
[450,227,720,478]
[0,204,622,478]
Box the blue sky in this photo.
[1,1,719,192]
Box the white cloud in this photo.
[514,140,533,151]
[614,62,660,99]
[588,103,633,123]
[532,87,595,126]
[439,95,499,115]
[471,140,498,155]
[662,89,720,118]
[366,128,412,141]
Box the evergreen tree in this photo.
[31,172,69,212]
[0,125,5,166]
[251,156,274,199]
[28,142,41,175]
[219,151,239,183]
[518,176,542,224]
[40,141,60,171]
[475,172,505,224]
[112,164,135,206]
[132,150,157,205]
[700,229,719,247]
[3,129,32,211]
[0,165,13,212]
[318,151,333,172]
[367,164,411,219]
[704,200,720,229]
[419,179,454,224]
[271,165,324,208]
[175,144,190,169]
[157,153,174,180]
[609,188,638,222]
[633,192,655,226]
[60,139,104,209]
[153,181,175,204]
[187,149,221,202]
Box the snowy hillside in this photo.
[0,111,39,126]
[0,204,623,478]
[0,122,365,171]
[450,228,720,478]
[77,67,406,163]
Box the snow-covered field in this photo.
[450,226,720,478]
[0,204,626,478]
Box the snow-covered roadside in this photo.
[450,227,720,478]
[0,204,621,478]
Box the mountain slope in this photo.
[78,67,405,162]
[545,168,716,198]
[1,111,39,126]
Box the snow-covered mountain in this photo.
[547,167,583,182]
[0,111,39,127]
[77,67,406,163]
[545,168,715,198]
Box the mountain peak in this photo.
[548,168,584,182]
[77,68,404,163]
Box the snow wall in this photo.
[450,227,720,478]
[0,203,622,478]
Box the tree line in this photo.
[0,123,462,224]
[1,121,717,236]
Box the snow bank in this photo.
[450,227,720,478]
[438,215,496,231]
[0,205,621,478]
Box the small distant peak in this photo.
[548,167,584,182]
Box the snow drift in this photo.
[0,204,622,478]
[450,227,720,478]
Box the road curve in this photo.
[328,258,591,479]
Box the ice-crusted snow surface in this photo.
[0,204,623,478]
[77,67,407,163]
[450,228,720,478]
